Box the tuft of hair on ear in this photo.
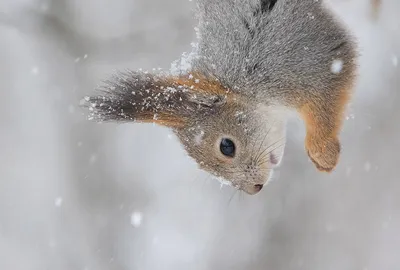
[81,70,234,128]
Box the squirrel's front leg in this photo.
[295,88,351,172]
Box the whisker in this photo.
[216,167,245,175]
[201,174,212,192]
[240,190,245,201]
[255,137,285,164]
[257,138,285,160]
[247,123,265,163]
[254,129,269,163]
[253,120,278,163]
[226,189,239,208]
[256,142,286,166]
[216,163,248,175]
[256,136,285,161]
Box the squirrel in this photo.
[83,0,357,195]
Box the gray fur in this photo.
[193,0,356,102]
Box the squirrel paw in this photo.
[305,135,340,172]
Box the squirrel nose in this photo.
[254,184,263,192]
[242,184,264,195]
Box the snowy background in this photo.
[0,0,399,269]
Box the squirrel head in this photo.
[83,71,286,194]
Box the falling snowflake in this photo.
[130,212,143,228]
[331,59,343,74]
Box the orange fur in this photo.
[168,73,240,104]
[139,112,186,128]
[298,85,352,172]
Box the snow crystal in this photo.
[331,59,343,74]
[130,211,143,228]
[194,79,200,83]
[194,130,205,145]
[170,44,198,76]
[215,176,232,189]
[55,197,63,207]
[171,52,194,75]
[84,54,88,59]
[167,134,173,139]
[166,87,177,93]
[194,27,200,39]
[235,111,244,117]
[345,113,355,120]
[77,141,83,147]
[74,57,81,63]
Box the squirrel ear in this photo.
[82,71,231,128]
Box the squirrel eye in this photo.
[220,138,236,157]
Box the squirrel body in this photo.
[84,0,357,194]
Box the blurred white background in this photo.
[0,0,399,269]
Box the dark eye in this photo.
[220,138,236,157]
